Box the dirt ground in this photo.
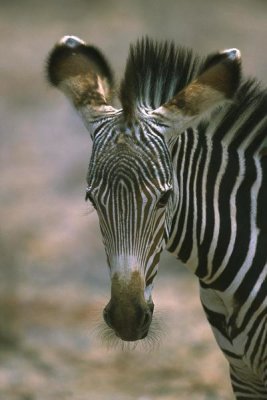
[1,1,267,399]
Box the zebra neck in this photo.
[166,126,265,290]
[166,127,204,274]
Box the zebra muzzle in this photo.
[103,300,154,341]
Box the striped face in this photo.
[86,114,173,341]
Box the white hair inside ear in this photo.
[150,47,241,133]
[59,35,85,47]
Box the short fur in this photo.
[120,37,202,116]
[211,79,267,155]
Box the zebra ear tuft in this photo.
[198,47,242,98]
[46,35,114,110]
[152,47,242,129]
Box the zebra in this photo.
[47,35,267,399]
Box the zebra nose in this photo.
[103,301,154,341]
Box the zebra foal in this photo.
[47,35,267,398]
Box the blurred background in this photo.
[1,1,266,399]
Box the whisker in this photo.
[90,307,167,352]
[141,311,166,352]
[81,205,95,217]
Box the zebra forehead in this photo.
[89,143,171,185]
[92,133,170,169]
[88,121,173,189]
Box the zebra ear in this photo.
[46,36,115,114]
[152,48,242,130]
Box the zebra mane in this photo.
[119,37,267,155]
[204,79,267,156]
[119,37,204,117]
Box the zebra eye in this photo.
[157,189,172,209]
[85,189,97,209]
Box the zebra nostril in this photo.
[103,305,113,328]
[142,309,152,329]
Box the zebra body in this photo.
[47,36,267,398]
[168,123,267,396]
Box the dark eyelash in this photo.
[85,189,97,208]
[157,189,172,208]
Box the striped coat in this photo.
[47,36,267,398]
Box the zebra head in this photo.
[47,36,241,342]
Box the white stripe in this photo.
[167,134,187,250]
[205,148,245,284]
[200,136,212,243]
[206,143,228,279]
[226,156,262,297]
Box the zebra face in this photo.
[86,119,173,341]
